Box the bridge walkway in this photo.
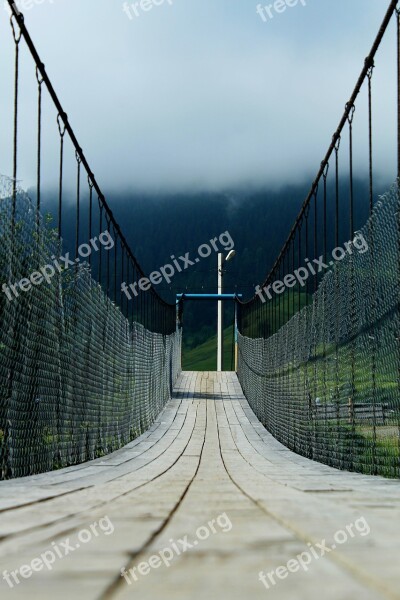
[0,372,399,600]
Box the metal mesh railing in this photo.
[238,184,400,478]
[0,1,181,479]
[0,178,181,479]
[237,1,400,479]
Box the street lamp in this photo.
[217,250,236,371]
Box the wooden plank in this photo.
[0,372,398,600]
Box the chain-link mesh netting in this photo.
[238,185,400,478]
[0,179,181,479]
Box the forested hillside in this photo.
[37,178,384,357]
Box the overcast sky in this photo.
[0,0,397,193]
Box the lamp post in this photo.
[217,250,236,371]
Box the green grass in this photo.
[182,326,235,371]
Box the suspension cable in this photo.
[238,0,399,307]
[6,0,173,311]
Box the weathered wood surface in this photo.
[0,372,399,600]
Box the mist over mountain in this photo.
[36,177,389,351]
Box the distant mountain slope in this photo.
[37,179,386,350]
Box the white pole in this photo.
[217,253,224,372]
[234,300,238,372]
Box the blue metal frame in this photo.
[176,293,242,303]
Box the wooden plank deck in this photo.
[0,372,399,600]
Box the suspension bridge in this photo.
[0,1,399,599]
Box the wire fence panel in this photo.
[0,4,180,480]
[238,185,400,478]
[0,179,181,479]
